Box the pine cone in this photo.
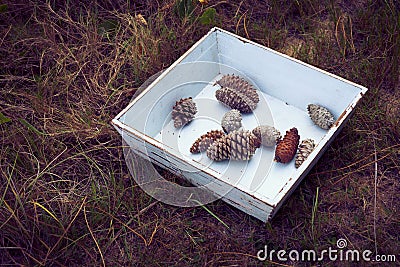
[229,130,258,160]
[274,127,300,163]
[216,74,260,104]
[215,87,256,113]
[307,104,335,130]
[221,109,242,133]
[295,139,315,168]
[206,129,258,161]
[252,125,281,147]
[190,130,225,154]
[172,97,197,128]
[206,136,231,161]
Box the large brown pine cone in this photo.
[206,136,231,161]
[215,87,256,113]
[274,127,300,163]
[206,129,258,161]
[216,74,260,104]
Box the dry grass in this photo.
[0,0,399,266]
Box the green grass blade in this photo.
[32,201,64,230]
[191,199,229,229]
[311,186,319,239]
[19,118,46,135]
[0,112,11,124]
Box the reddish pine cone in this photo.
[190,130,225,154]
[172,97,197,128]
[274,127,300,163]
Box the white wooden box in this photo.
[112,28,367,222]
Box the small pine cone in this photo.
[207,129,258,161]
[252,125,281,147]
[190,130,225,154]
[295,139,316,168]
[217,74,260,104]
[275,127,300,163]
[172,97,197,128]
[215,87,256,113]
[307,104,335,130]
[221,109,242,133]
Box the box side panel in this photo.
[118,63,219,137]
[120,126,272,222]
[119,128,151,159]
[216,31,364,118]
[181,31,219,63]
[118,32,219,137]
[221,186,272,222]
[170,156,273,222]
[269,107,359,211]
[180,169,272,223]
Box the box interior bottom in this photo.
[154,74,329,203]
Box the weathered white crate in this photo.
[112,27,367,222]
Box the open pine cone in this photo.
[274,127,300,163]
[206,129,258,161]
[172,97,197,128]
[215,87,256,113]
[190,130,225,154]
[295,138,315,168]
